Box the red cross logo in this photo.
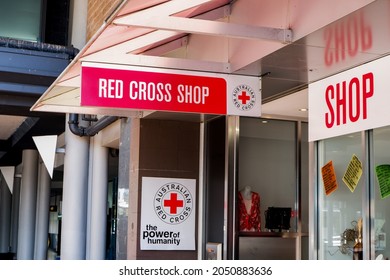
[163,193,184,214]
[238,91,250,105]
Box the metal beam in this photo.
[0,93,38,108]
[85,5,229,59]
[81,54,231,74]
[0,47,70,77]
[114,16,292,43]
[115,0,216,22]
[138,36,188,56]
[0,82,47,96]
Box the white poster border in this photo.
[140,177,197,251]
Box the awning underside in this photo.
[31,0,377,117]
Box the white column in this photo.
[69,0,88,49]
[34,160,51,259]
[61,114,90,259]
[117,118,131,260]
[17,149,39,260]
[88,133,108,259]
[127,118,140,260]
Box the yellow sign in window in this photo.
[342,154,363,193]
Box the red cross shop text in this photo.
[81,65,227,115]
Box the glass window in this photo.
[372,126,390,260]
[239,118,297,232]
[317,132,364,259]
[0,0,42,41]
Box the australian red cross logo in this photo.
[232,84,256,111]
[154,182,193,225]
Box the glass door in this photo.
[371,126,390,260]
[317,132,365,260]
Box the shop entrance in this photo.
[203,116,309,259]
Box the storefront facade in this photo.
[33,0,386,260]
[31,0,322,260]
[309,53,390,260]
[4,0,390,260]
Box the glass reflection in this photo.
[318,132,363,259]
[372,126,390,260]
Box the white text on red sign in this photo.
[98,78,211,105]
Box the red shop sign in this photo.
[81,64,227,115]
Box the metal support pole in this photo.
[17,149,39,260]
[88,133,108,259]
[0,177,12,253]
[224,116,239,260]
[61,114,90,259]
[9,164,22,254]
[34,160,51,259]
[85,138,94,259]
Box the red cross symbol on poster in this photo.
[163,193,184,214]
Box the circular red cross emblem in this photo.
[232,84,256,111]
[154,182,193,224]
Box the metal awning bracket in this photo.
[114,16,293,43]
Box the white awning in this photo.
[30,0,294,116]
[31,0,373,117]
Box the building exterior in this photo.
[1,0,389,261]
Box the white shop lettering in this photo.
[129,81,172,102]
[98,79,211,105]
[177,84,209,104]
[99,78,123,98]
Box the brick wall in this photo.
[87,0,122,41]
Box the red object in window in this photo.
[238,191,261,231]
